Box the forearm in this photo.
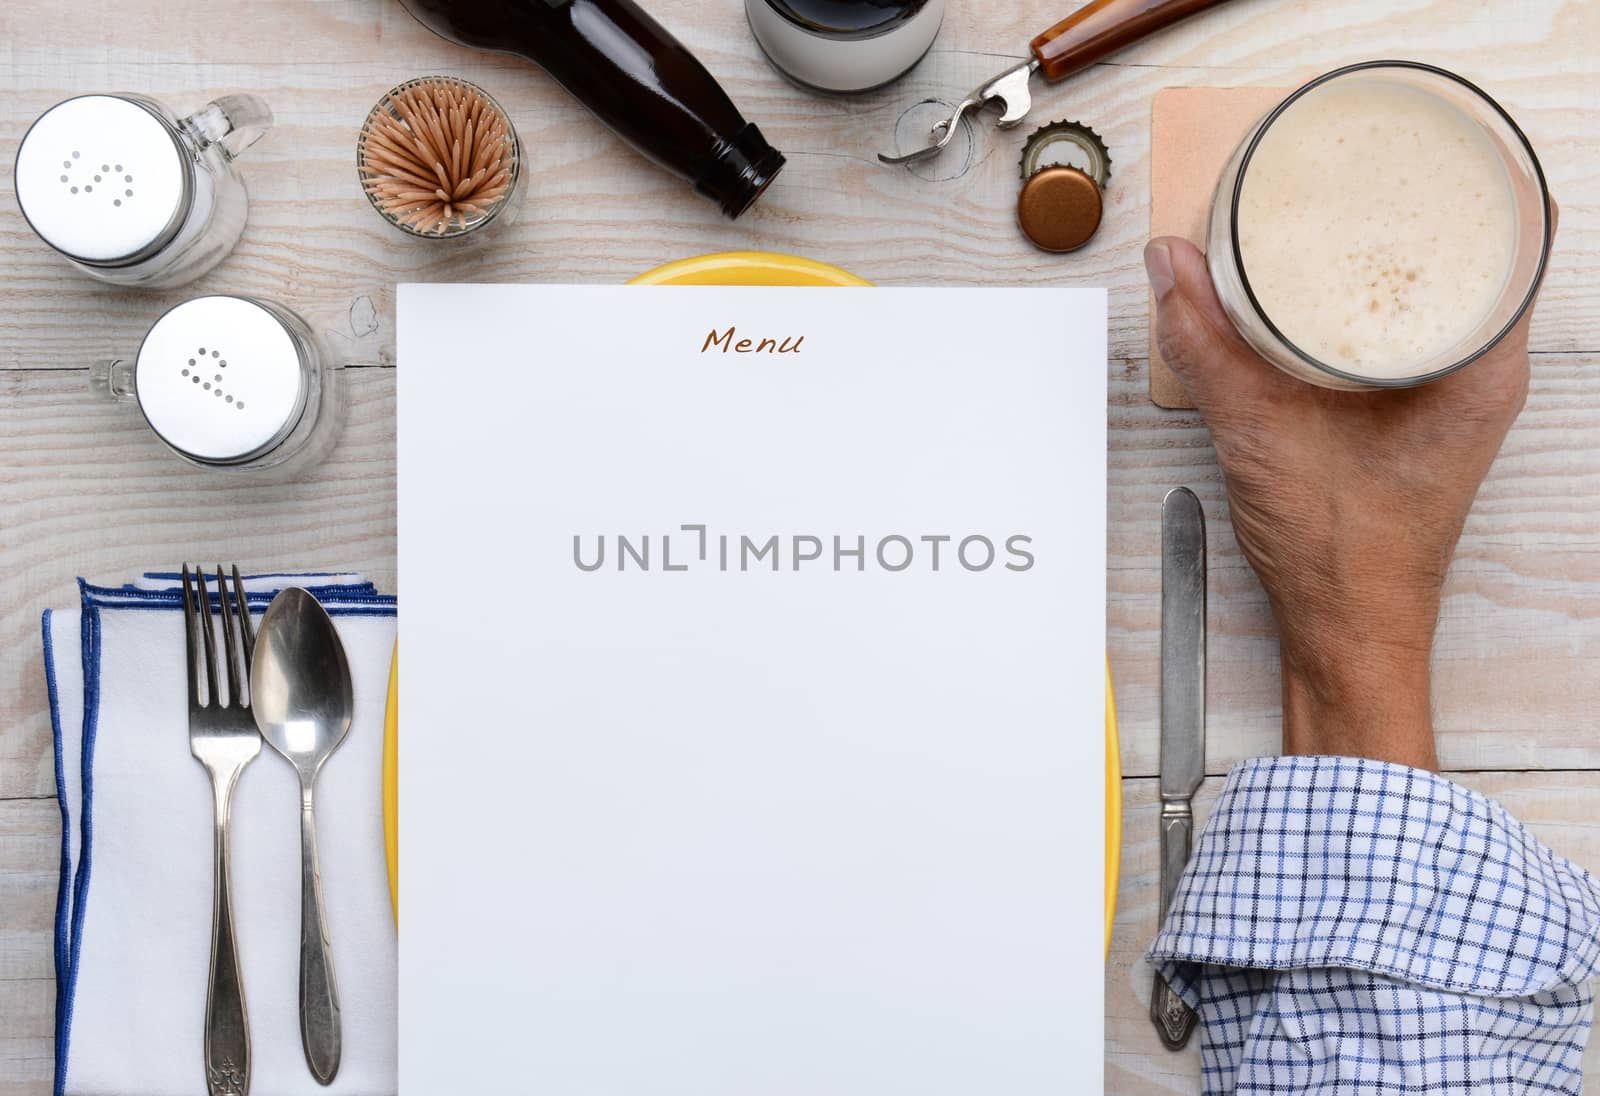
[1279,635,1438,771]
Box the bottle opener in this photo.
[880,0,1232,166]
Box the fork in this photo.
[184,564,261,1096]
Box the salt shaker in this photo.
[15,93,272,288]
[91,296,343,479]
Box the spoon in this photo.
[251,587,353,1086]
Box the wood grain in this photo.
[0,1,1594,369]
[0,0,1596,1092]
[0,369,395,800]
[0,799,60,1096]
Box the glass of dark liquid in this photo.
[746,0,945,93]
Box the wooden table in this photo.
[1,1,1595,1091]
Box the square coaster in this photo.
[1149,86,1285,408]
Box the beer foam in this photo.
[1237,78,1516,378]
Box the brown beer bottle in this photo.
[398,0,786,219]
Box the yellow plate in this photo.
[384,642,398,925]
[382,252,1125,956]
[626,250,873,288]
[1105,661,1120,959]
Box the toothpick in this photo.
[361,78,517,236]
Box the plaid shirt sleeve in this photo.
[1148,755,1600,1095]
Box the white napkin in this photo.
[46,574,397,1096]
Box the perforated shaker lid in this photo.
[15,95,192,265]
[135,296,309,464]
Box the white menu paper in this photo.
[397,284,1107,1094]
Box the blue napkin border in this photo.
[45,576,397,1096]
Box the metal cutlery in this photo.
[251,587,355,1086]
[184,564,261,1096]
[1151,487,1205,1050]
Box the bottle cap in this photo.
[15,95,193,266]
[1018,119,1112,187]
[1017,166,1103,253]
[135,297,310,465]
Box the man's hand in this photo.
[1145,228,1552,771]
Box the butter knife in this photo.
[1151,486,1205,1050]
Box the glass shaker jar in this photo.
[15,93,272,288]
[91,296,344,480]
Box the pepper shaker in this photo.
[91,295,343,480]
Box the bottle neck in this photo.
[397,0,785,219]
[695,123,786,219]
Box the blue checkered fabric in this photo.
[1149,755,1600,1094]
